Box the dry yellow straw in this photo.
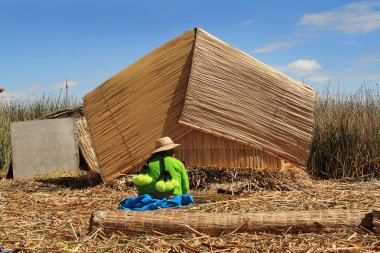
[76,117,99,172]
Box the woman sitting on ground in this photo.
[133,136,189,199]
[120,136,192,210]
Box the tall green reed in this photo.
[307,86,380,180]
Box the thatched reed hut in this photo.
[83,28,316,184]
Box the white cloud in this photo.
[308,75,331,82]
[299,1,380,34]
[252,41,298,54]
[51,80,78,89]
[286,59,322,74]
[239,19,253,26]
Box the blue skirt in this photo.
[119,194,194,211]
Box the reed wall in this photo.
[175,130,281,169]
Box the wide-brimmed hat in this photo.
[151,136,180,154]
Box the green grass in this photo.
[0,92,79,174]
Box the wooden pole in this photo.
[65,79,69,107]
[89,208,373,236]
[0,88,4,112]
[373,202,380,233]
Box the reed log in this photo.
[89,208,373,236]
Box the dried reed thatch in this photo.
[39,105,85,119]
[76,116,99,172]
[84,27,316,183]
[89,208,373,236]
[176,130,282,169]
[179,29,315,167]
[84,29,195,183]
[187,164,311,190]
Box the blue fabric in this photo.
[119,194,194,211]
[0,245,11,253]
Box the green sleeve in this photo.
[181,164,189,194]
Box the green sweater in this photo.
[136,155,189,195]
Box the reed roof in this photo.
[84,28,316,183]
[180,29,316,166]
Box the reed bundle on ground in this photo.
[89,207,374,236]
[187,165,311,190]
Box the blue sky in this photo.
[1,0,380,100]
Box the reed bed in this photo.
[308,87,380,180]
[0,93,78,175]
[2,86,380,181]
[1,177,379,252]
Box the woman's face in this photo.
[166,149,176,156]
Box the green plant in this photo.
[307,86,380,180]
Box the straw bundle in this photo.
[76,117,99,172]
[187,165,311,190]
[90,208,372,236]
[180,29,316,167]
[39,105,85,119]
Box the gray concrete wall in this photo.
[11,118,79,179]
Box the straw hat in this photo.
[151,136,180,154]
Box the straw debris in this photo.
[1,177,380,252]
[187,165,311,190]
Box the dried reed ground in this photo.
[1,173,380,253]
